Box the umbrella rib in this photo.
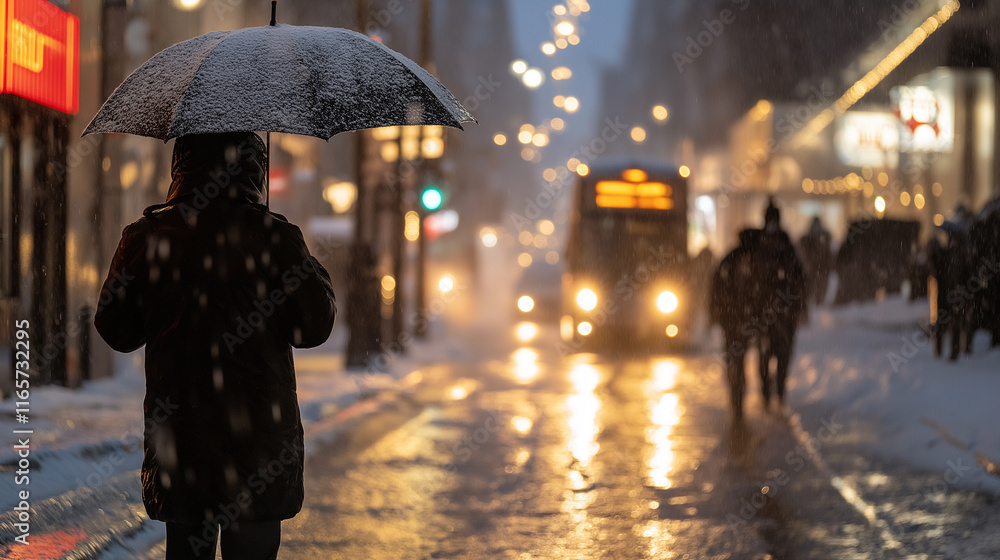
[165,31,236,140]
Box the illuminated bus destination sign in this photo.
[0,0,79,114]
[595,179,674,210]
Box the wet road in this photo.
[276,324,1000,560]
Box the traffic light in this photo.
[420,186,443,211]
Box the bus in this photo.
[562,161,693,350]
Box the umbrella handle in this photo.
[270,1,276,25]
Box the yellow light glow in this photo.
[515,322,538,343]
[567,34,580,45]
[631,126,647,142]
[576,288,597,311]
[666,325,679,337]
[523,68,544,88]
[563,96,580,113]
[511,60,527,74]
[553,95,566,108]
[518,253,533,267]
[438,275,455,293]
[900,192,911,206]
[554,4,567,15]
[556,21,575,36]
[577,164,590,177]
[567,157,581,171]
[577,321,593,336]
[119,161,138,190]
[551,67,572,80]
[380,142,399,162]
[518,295,535,312]
[914,193,925,209]
[518,231,533,245]
[381,275,396,293]
[802,178,814,193]
[174,0,204,10]
[371,126,400,141]
[653,105,668,121]
[878,172,889,186]
[546,251,560,264]
[543,168,557,182]
[512,416,534,435]
[678,165,691,178]
[657,291,678,313]
[449,385,469,400]
[560,315,575,341]
[532,235,547,249]
[512,347,540,383]
[874,196,886,213]
[518,130,533,144]
[421,137,444,159]
[493,133,507,146]
[541,42,556,55]
[550,117,565,131]
[623,169,647,182]
[933,213,944,226]
[932,182,943,196]
[555,38,568,49]
[520,123,535,134]
[566,363,601,469]
[538,220,555,235]
[404,210,420,241]
[521,148,536,161]
[532,133,549,147]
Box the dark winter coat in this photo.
[94,132,336,524]
[710,228,805,342]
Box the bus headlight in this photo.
[576,288,598,311]
[657,290,679,313]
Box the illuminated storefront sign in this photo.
[0,0,79,114]
[891,72,954,153]
[834,111,899,168]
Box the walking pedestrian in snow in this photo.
[95,132,337,560]
[710,200,805,419]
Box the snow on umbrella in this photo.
[82,24,475,141]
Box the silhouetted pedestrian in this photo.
[799,216,832,306]
[710,200,805,419]
[95,132,337,560]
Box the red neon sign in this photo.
[0,0,79,114]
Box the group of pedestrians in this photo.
[927,203,1000,360]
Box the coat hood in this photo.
[165,132,268,206]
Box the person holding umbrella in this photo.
[88,9,473,559]
[96,131,337,559]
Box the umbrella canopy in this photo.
[83,24,474,140]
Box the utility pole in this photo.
[345,0,382,368]
[415,0,433,337]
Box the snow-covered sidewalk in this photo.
[788,294,1000,495]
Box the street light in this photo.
[322,180,357,214]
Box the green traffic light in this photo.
[421,187,443,211]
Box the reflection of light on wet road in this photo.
[511,348,541,384]
[646,359,684,489]
[447,378,479,400]
[515,321,538,342]
[511,415,533,435]
[566,363,601,471]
